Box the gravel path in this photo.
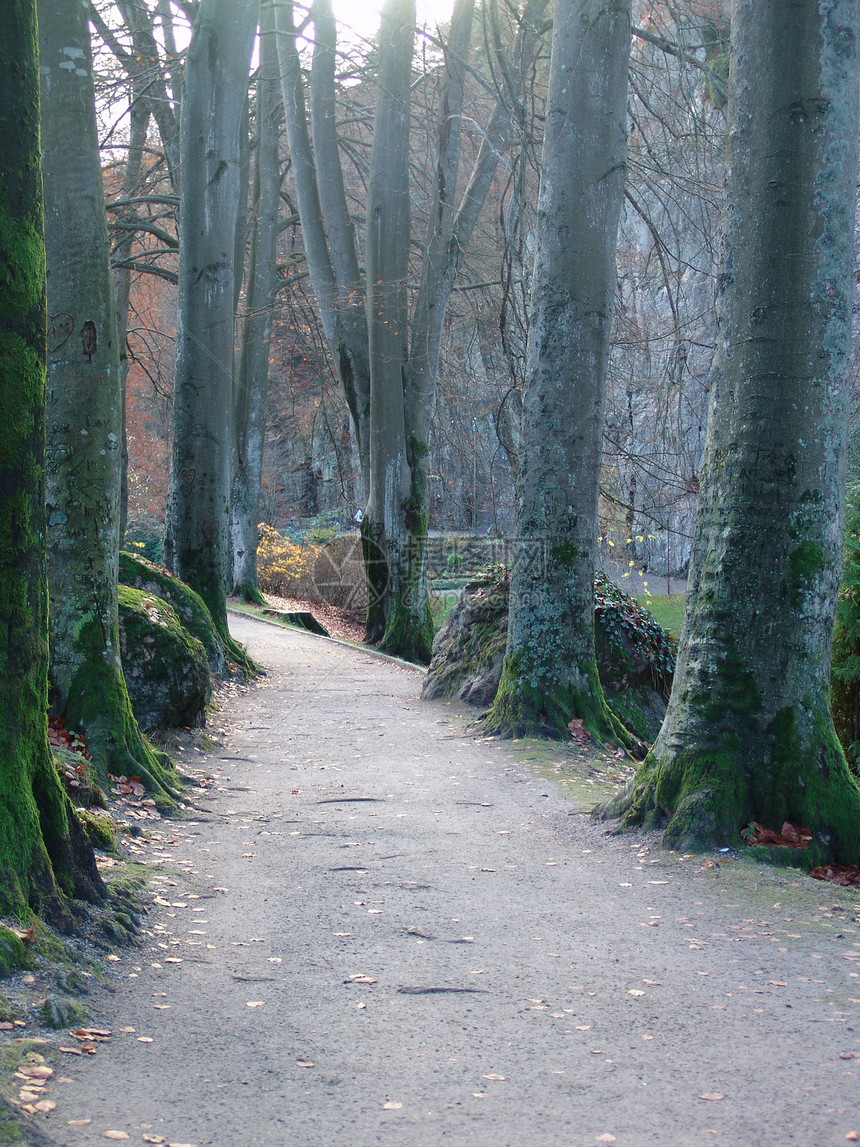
[32,614,860,1146]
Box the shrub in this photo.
[256,524,319,598]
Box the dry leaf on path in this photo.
[103,1133,131,1141]
[846,1132,859,1141]
[382,1101,403,1110]
[699,1093,725,1101]
[246,1001,265,1008]
[296,1060,314,1068]
[595,1136,617,1144]
[18,1065,52,1080]
[482,1073,505,1080]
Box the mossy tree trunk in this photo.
[600,0,860,863]
[484,0,632,739]
[39,0,180,801]
[231,2,281,604]
[0,0,104,919]
[163,0,258,652]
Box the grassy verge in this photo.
[637,593,686,638]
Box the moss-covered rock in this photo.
[423,568,676,742]
[42,993,88,1029]
[118,585,210,731]
[119,552,227,673]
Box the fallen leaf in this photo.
[142,1137,167,1145]
[382,1101,403,1110]
[743,821,813,849]
[768,981,788,987]
[67,1120,92,1126]
[575,1025,592,1031]
[59,1047,83,1055]
[839,1052,856,1061]
[34,1100,57,1113]
[643,979,662,986]
[137,1037,154,1043]
[628,989,646,996]
[846,1132,860,1142]
[164,957,183,964]
[18,1065,52,1080]
[118,1026,136,1033]
[296,1059,314,1068]
[103,1134,131,1141]
[482,1073,505,1080]
[246,1001,265,1008]
[595,1137,617,1144]
[348,975,378,984]
[699,1093,725,1101]
[589,1049,604,1055]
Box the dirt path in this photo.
[22,614,860,1146]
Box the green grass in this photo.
[430,590,460,632]
[637,593,686,638]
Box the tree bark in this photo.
[275,0,372,488]
[232,0,281,602]
[163,0,258,652]
[363,0,417,652]
[40,0,180,799]
[0,0,104,918]
[600,0,860,863]
[485,0,632,738]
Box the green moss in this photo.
[0,928,35,977]
[58,613,181,805]
[484,649,628,744]
[76,809,116,853]
[119,584,210,730]
[119,552,226,671]
[789,539,827,604]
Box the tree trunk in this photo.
[112,40,151,544]
[601,0,860,863]
[275,0,372,488]
[163,0,258,653]
[0,0,104,919]
[485,0,632,738]
[232,0,281,602]
[363,0,419,655]
[39,0,180,799]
